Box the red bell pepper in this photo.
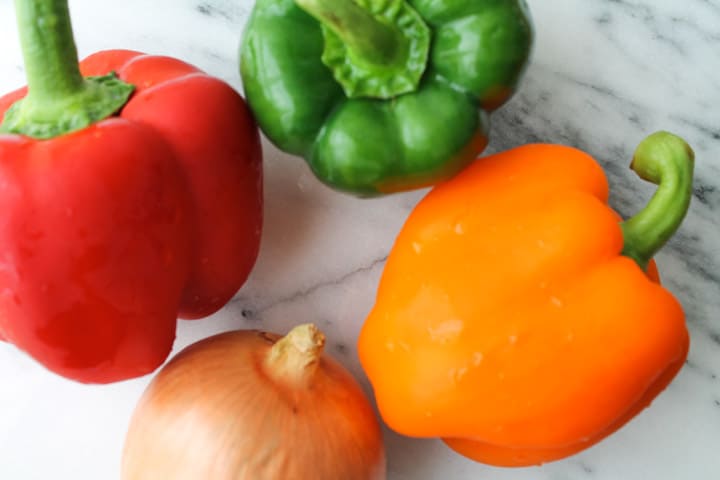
[0,0,262,383]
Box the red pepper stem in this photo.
[14,0,85,101]
[0,0,134,139]
[620,131,694,270]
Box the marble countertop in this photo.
[1,0,718,478]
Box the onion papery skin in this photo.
[121,328,386,480]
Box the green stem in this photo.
[294,0,430,99]
[620,131,695,270]
[15,0,84,102]
[0,0,134,139]
[295,0,404,66]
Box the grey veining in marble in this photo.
[0,0,719,479]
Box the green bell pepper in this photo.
[240,0,533,196]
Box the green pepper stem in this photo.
[292,0,430,99]
[620,131,695,270]
[294,0,403,66]
[0,0,134,139]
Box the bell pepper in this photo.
[239,0,533,196]
[358,132,694,466]
[0,0,262,383]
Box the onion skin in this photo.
[121,325,386,480]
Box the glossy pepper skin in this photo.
[240,0,533,196]
[358,133,694,466]
[0,1,262,383]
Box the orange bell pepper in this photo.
[358,132,694,467]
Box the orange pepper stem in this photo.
[620,131,695,270]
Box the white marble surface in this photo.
[1,0,719,478]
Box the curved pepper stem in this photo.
[621,131,695,271]
[295,0,430,99]
[0,0,134,139]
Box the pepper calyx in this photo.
[1,73,134,139]
[0,0,135,139]
[295,0,431,99]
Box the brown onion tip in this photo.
[265,323,326,384]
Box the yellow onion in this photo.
[122,324,386,479]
